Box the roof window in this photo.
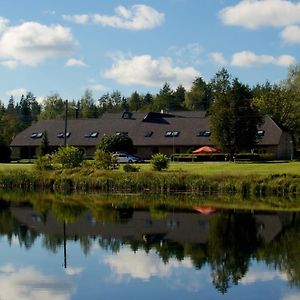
[57,132,71,138]
[197,130,211,137]
[165,131,180,137]
[31,132,43,139]
[144,131,153,137]
[116,131,128,136]
[256,129,265,138]
[85,131,99,138]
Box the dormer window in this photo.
[197,130,211,137]
[57,132,71,138]
[31,132,43,139]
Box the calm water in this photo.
[0,195,300,300]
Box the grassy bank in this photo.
[0,166,299,197]
[1,160,300,175]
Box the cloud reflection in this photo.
[0,265,74,300]
[241,268,288,285]
[104,248,193,281]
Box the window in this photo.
[57,132,71,138]
[144,131,153,137]
[31,132,43,139]
[257,129,265,137]
[197,130,211,137]
[85,131,99,138]
[116,131,128,136]
[165,131,180,137]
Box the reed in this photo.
[0,168,299,197]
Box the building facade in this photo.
[10,111,292,159]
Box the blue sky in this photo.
[0,0,299,105]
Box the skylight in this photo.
[85,132,99,138]
[144,131,153,137]
[31,132,43,139]
[57,132,71,138]
[165,131,180,137]
[197,130,211,137]
[116,131,128,136]
[256,129,265,139]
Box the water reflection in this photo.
[0,195,300,298]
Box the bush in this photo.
[0,142,11,163]
[123,164,140,172]
[150,153,170,171]
[35,154,53,170]
[53,146,84,168]
[94,149,119,170]
[99,134,134,154]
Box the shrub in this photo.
[53,146,84,168]
[0,142,11,163]
[94,149,119,170]
[35,154,53,170]
[123,164,140,172]
[99,134,134,153]
[150,153,170,171]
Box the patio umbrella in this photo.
[192,146,220,154]
[193,206,216,215]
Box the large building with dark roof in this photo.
[10,111,292,159]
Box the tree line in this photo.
[0,65,299,154]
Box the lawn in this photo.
[0,160,299,176]
[137,161,300,175]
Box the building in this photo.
[10,111,292,159]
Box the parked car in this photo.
[113,152,142,163]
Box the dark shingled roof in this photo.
[10,111,283,147]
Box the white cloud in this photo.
[210,52,227,65]
[281,25,300,44]
[92,5,164,30]
[168,43,203,66]
[220,0,300,29]
[231,51,295,67]
[0,266,73,300]
[0,17,9,33]
[88,83,108,92]
[104,54,199,88]
[0,264,15,273]
[241,268,288,285]
[104,248,193,281]
[64,267,84,276]
[6,88,27,97]
[282,292,300,300]
[65,58,87,67]
[0,60,18,69]
[0,22,76,66]
[62,14,89,25]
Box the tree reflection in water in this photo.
[0,197,299,294]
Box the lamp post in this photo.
[64,100,79,147]
[290,140,293,161]
[64,100,68,147]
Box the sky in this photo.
[0,0,299,105]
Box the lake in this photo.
[0,193,299,300]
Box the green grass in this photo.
[1,161,299,175]
[0,163,34,171]
[137,161,300,175]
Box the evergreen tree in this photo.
[184,77,211,110]
[39,130,51,156]
[128,91,142,111]
[210,76,261,160]
[153,83,174,111]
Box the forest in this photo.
[0,66,299,154]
